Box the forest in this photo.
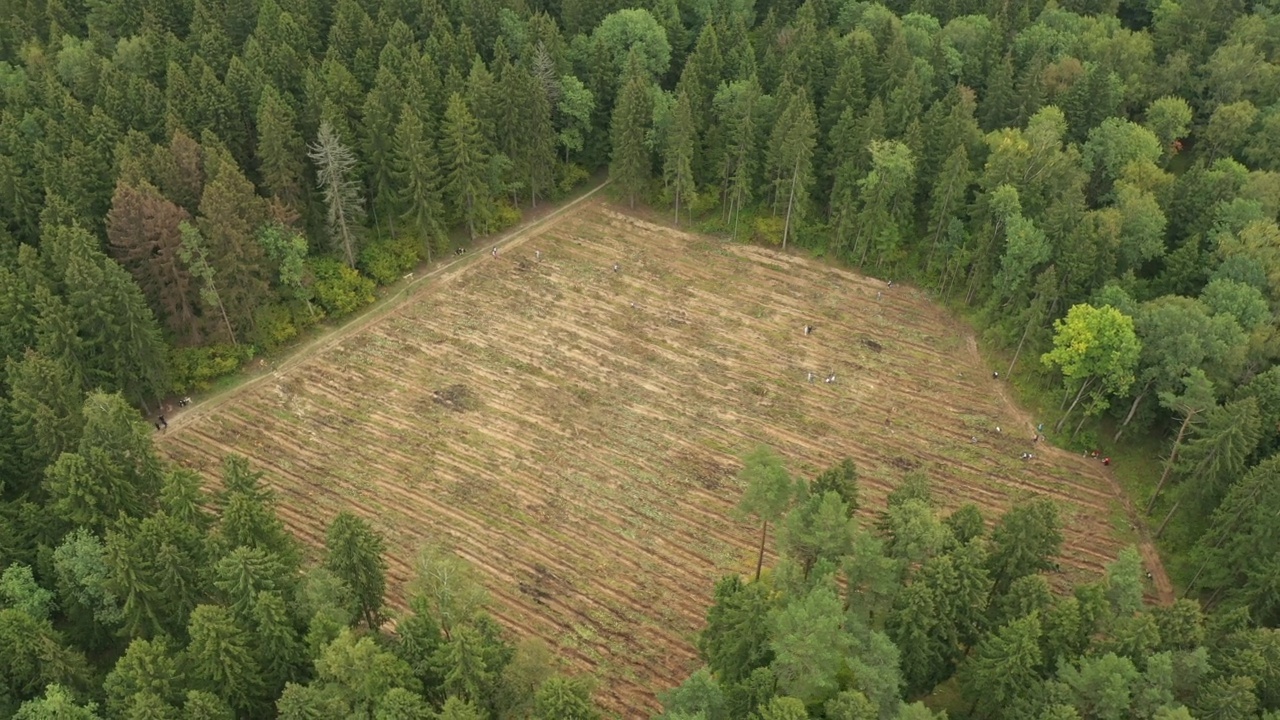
[1,0,1280,715]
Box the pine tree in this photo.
[392,104,446,260]
[324,512,388,629]
[308,121,365,268]
[439,93,491,241]
[610,50,654,209]
[255,85,308,214]
[663,88,697,226]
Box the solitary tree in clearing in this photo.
[735,445,796,581]
[308,121,365,268]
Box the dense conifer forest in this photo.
[2,0,1280,716]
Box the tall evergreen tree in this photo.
[960,614,1044,718]
[361,66,404,235]
[5,350,84,478]
[765,88,817,249]
[323,511,388,629]
[196,138,270,338]
[105,180,200,345]
[662,88,697,226]
[391,105,446,260]
[439,93,492,241]
[610,50,655,209]
[255,85,308,215]
[185,604,265,714]
[308,121,365,268]
[518,64,556,207]
[177,222,236,346]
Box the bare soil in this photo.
[157,200,1169,716]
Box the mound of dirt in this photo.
[431,384,477,412]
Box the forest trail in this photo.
[163,179,610,434]
[964,334,1176,604]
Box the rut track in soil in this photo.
[158,201,1164,717]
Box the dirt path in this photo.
[964,335,1175,604]
[164,179,610,434]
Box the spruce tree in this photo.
[960,614,1044,718]
[663,88,697,226]
[439,93,491,241]
[924,145,973,279]
[610,50,654,209]
[177,222,236,346]
[323,512,388,629]
[361,67,404,234]
[255,85,308,215]
[766,88,817,249]
[391,104,446,260]
[520,64,556,207]
[196,138,271,337]
[185,604,265,714]
[105,180,200,345]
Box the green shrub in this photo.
[249,303,298,352]
[169,343,251,392]
[490,202,522,233]
[359,235,422,285]
[311,258,376,317]
[557,163,590,196]
[752,215,784,246]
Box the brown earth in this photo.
[157,200,1169,717]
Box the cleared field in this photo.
[159,201,1150,716]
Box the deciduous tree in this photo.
[1042,304,1141,436]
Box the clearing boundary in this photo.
[158,199,1172,715]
